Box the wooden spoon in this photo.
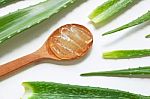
[0,24,93,77]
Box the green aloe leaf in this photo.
[102,11,150,36]
[103,49,150,59]
[81,66,150,78]
[0,0,21,7]
[89,0,133,23]
[145,34,150,38]
[0,0,76,44]
[22,81,148,99]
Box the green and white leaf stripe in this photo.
[0,0,76,44]
[89,0,133,23]
[103,49,150,59]
[22,82,148,99]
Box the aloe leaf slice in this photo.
[103,49,150,59]
[22,82,148,99]
[89,0,133,24]
[0,0,76,44]
[102,11,150,36]
[81,66,150,78]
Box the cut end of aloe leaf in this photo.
[103,51,121,59]
[21,81,148,99]
[89,0,134,24]
[22,82,33,99]
[88,14,93,20]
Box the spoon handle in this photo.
[0,52,42,77]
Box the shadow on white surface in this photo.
[0,0,91,81]
[103,21,150,46]
[0,47,92,81]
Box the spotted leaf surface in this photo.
[89,0,133,23]
[0,0,76,44]
[22,82,147,99]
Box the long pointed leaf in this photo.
[103,49,150,59]
[81,66,150,78]
[0,0,76,44]
[89,0,133,23]
[102,11,150,36]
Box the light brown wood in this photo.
[0,52,41,77]
[0,24,93,78]
[0,44,59,77]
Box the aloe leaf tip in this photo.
[102,11,150,36]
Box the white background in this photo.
[0,0,150,98]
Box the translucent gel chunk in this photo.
[49,24,93,59]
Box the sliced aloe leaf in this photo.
[103,49,150,59]
[22,82,148,99]
[89,0,133,23]
[0,0,76,44]
[102,11,150,36]
[81,66,150,78]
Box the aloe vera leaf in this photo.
[81,66,150,78]
[89,0,133,23]
[0,0,20,7]
[22,82,148,99]
[103,49,150,59]
[0,0,76,44]
[145,34,150,38]
[102,11,150,36]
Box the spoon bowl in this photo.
[0,24,93,77]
